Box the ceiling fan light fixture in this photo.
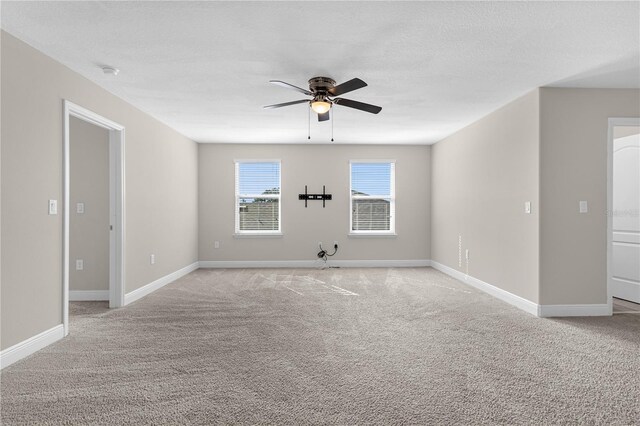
[311,100,331,114]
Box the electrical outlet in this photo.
[579,201,588,213]
[214,241,220,249]
[150,254,155,265]
[318,241,323,248]
[76,259,84,271]
[77,202,85,214]
[524,201,531,214]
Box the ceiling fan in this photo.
[263,76,382,122]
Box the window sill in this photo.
[233,232,283,238]
[348,233,397,238]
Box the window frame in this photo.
[349,160,396,236]
[234,159,282,236]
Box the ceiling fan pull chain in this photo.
[331,108,334,142]
[308,104,311,140]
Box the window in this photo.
[350,161,395,234]
[235,161,281,234]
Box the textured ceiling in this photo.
[2,1,639,144]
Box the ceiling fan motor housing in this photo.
[308,76,336,97]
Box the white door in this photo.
[612,129,640,303]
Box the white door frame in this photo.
[63,100,125,336]
[606,117,640,315]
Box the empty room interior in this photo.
[1,1,640,424]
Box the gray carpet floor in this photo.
[1,267,639,425]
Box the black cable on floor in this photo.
[317,243,338,262]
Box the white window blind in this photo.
[350,161,395,234]
[235,161,281,233]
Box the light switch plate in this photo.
[579,201,588,213]
[76,259,84,270]
[77,202,85,214]
[48,199,58,215]
[525,201,531,214]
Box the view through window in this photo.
[235,161,281,233]
[350,161,395,233]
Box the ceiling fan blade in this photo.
[269,80,312,96]
[263,99,309,109]
[328,78,367,96]
[318,112,330,122]
[333,98,382,114]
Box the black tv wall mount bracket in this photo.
[299,185,332,208]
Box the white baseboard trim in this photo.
[430,261,539,316]
[330,259,431,268]
[124,261,199,305]
[1,324,65,370]
[199,260,317,268]
[69,290,109,301]
[537,304,610,317]
[198,259,431,269]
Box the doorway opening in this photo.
[63,100,125,336]
[607,118,640,315]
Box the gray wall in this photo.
[431,90,540,303]
[539,88,640,305]
[199,144,430,262]
[431,87,640,307]
[69,117,109,292]
[1,31,199,350]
